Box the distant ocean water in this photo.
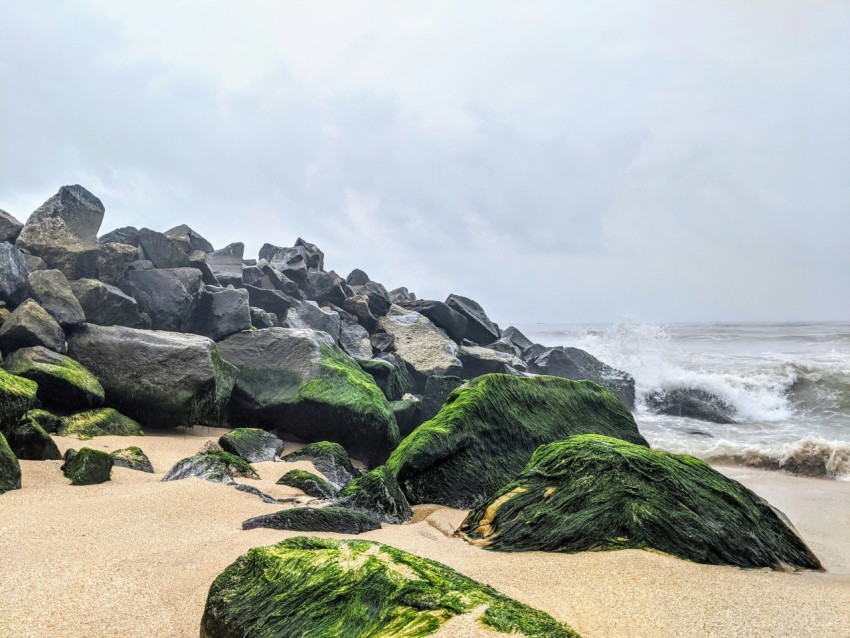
[515,319,850,480]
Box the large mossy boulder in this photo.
[66,324,237,428]
[200,537,577,638]
[59,408,143,439]
[5,418,61,460]
[61,447,113,485]
[23,409,63,434]
[276,469,337,499]
[242,507,378,533]
[336,465,412,524]
[386,374,649,508]
[0,369,37,434]
[0,432,22,494]
[218,328,399,466]
[110,446,154,473]
[218,428,284,463]
[460,435,822,571]
[162,450,258,485]
[4,346,104,411]
[281,441,359,489]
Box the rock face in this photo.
[59,408,143,439]
[68,279,150,329]
[117,268,203,332]
[0,242,31,306]
[97,241,137,284]
[162,450,258,485]
[386,374,648,508]
[0,432,22,494]
[281,301,341,340]
[378,306,462,390]
[111,446,154,473]
[67,324,237,428]
[0,369,38,433]
[357,359,410,401]
[200,537,577,638]
[645,387,736,423]
[337,322,372,361]
[61,447,113,485]
[460,435,822,570]
[529,346,636,409]
[241,507,379,534]
[218,428,284,463]
[0,299,66,354]
[445,294,500,345]
[98,226,139,246]
[400,299,468,343]
[281,441,359,490]
[458,344,526,378]
[205,243,244,287]
[336,465,412,524]
[190,286,250,341]
[0,209,23,243]
[4,346,104,411]
[276,470,337,499]
[164,224,214,254]
[17,185,105,278]
[418,375,464,424]
[5,419,62,460]
[217,328,399,466]
[137,228,190,269]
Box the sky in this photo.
[1,1,848,324]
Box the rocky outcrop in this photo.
[68,279,150,329]
[0,299,66,354]
[445,294,500,345]
[218,428,284,463]
[4,346,104,411]
[645,387,736,423]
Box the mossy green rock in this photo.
[23,408,64,434]
[218,427,284,463]
[337,465,412,524]
[218,329,399,466]
[276,469,337,499]
[60,408,143,439]
[4,346,104,410]
[111,446,154,473]
[162,450,258,485]
[386,374,649,508]
[460,435,822,570]
[0,431,22,493]
[6,418,61,460]
[241,507,380,533]
[0,368,37,434]
[200,537,578,638]
[61,447,113,485]
[282,441,359,489]
[358,358,411,401]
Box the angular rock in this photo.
[127,259,154,271]
[388,286,415,303]
[205,243,244,287]
[294,237,324,270]
[111,446,154,473]
[27,269,85,326]
[59,408,143,439]
[358,358,411,401]
[117,267,203,332]
[645,387,736,424]
[460,435,822,571]
[61,447,113,485]
[529,346,636,409]
[243,285,295,317]
[98,226,140,247]
[0,299,66,354]
[68,279,150,329]
[200,537,576,638]
[360,281,391,317]
[4,346,104,410]
[281,441,359,490]
[400,299,468,343]
[489,325,534,357]
[6,418,61,460]
[522,342,548,362]
[0,432,22,493]
[346,268,370,286]
[390,397,422,438]
[419,375,464,424]
[259,263,301,297]
[217,328,399,466]
[67,324,237,427]
[0,209,23,243]
[336,465,412,524]
[219,428,284,463]
[458,345,526,379]
[162,449,258,485]
[96,242,138,284]
[302,270,350,307]
[249,306,277,329]
[190,286,251,341]
[188,250,221,286]
[338,322,372,361]
[241,507,379,534]
[369,330,394,353]
[164,224,214,254]
[0,242,31,306]
[0,369,38,434]
[23,253,47,272]
[342,295,377,331]
[261,244,309,283]
[281,301,341,340]
[137,227,190,269]
[445,293,500,345]
[276,469,337,499]
[23,409,64,434]
[386,374,649,508]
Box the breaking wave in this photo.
[704,439,850,480]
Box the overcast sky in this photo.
[1,1,848,324]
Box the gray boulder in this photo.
[188,250,221,286]
[243,285,295,317]
[281,301,341,340]
[190,286,251,341]
[219,428,285,463]
[360,281,392,317]
[162,449,257,485]
[346,268,370,286]
[27,269,85,326]
[96,241,138,284]
[205,243,244,287]
[0,242,31,306]
[388,287,415,303]
[281,441,359,490]
[342,295,378,331]
[489,325,534,357]
[98,226,140,247]
[24,254,47,272]
[137,228,190,269]
[419,375,464,424]
[645,387,736,424]
[117,267,203,332]
[0,299,65,354]
[261,244,309,283]
[458,345,526,378]
[302,270,351,307]
[338,323,372,361]
[68,279,150,329]
[295,237,324,270]
[445,293,500,345]
[0,209,23,243]
[249,307,277,329]
[164,224,214,254]
[399,299,467,343]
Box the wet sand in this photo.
[1,428,848,637]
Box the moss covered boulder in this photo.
[218,427,284,463]
[23,409,64,434]
[242,507,380,533]
[4,346,104,410]
[59,408,143,439]
[460,435,822,570]
[336,465,412,524]
[66,323,237,428]
[200,537,578,638]
[358,357,412,401]
[276,469,337,499]
[162,450,258,485]
[111,446,154,473]
[218,328,400,466]
[6,418,61,460]
[0,432,22,494]
[61,447,113,485]
[386,374,649,508]
[282,441,359,489]
[0,368,37,434]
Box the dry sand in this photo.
[1,427,848,638]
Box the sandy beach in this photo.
[1,427,848,638]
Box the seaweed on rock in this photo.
[218,427,284,463]
[281,441,359,489]
[4,346,104,410]
[162,449,258,484]
[59,408,144,439]
[61,447,113,485]
[0,431,22,493]
[0,369,37,434]
[110,446,154,473]
[241,507,380,534]
[336,465,412,524]
[276,469,337,499]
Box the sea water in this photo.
[515,319,850,480]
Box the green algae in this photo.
[337,465,412,524]
[61,447,113,485]
[241,507,379,533]
[358,358,411,401]
[276,469,337,498]
[0,431,22,494]
[200,536,578,638]
[23,409,64,434]
[6,418,61,460]
[4,347,104,410]
[59,408,144,440]
[219,427,283,463]
[460,434,823,570]
[0,368,37,434]
[282,441,359,489]
[111,446,154,473]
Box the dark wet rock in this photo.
[0,299,66,354]
[68,279,150,329]
[137,227,191,269]
[0,369,38,434]
[0,209,23,243]
[67,324,237,428]
[205,243,244,287]
[346,268,370,286]
[0,432,22,493]
[369,330,395,353]
[5,418,61,460]
[0,242,31,306]
[188,250,221,286]
[645,387,736,424]
[190,286,251,341]
[162,449,258,485]
[489,326,534,357]
[445,294,500,345]
[390,397,421,438]
[399,299,468,343]
[164,224,214,254]
[386,374,649,508]
[276,469,337,499]
[219,428,284,463]
[61,447,113,485]
[241,507,380,534]
[281,441,359,490]
[342,295,378,331]
[59,407,143,439]
[23,409,64,434]
[27,269,85,326]
[419,375,464,424]
[460,434,822,571]
[281,301,341,340]
[338,322,372,361]
[98,226,140,247]
[302,270,351,307]
[358,358,412,401]
[522,342,548,362]
[233,484,283,503]
[336,465,412,524]
[117,267,203,332]
[529,346,636,409]
[360,281,391,317]
[110,446,154,473]
[261,244,309,283]
[458,345,526,378]
[243,285,295,317]
[4,346,104,411]
[127,259,154,271]
[295,237,324,270]
[259,263,301,297]
[249,306,277,329]
[96,241,138,284]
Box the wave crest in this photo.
[707,439,850,480]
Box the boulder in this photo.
[295,237,324,270]
[281,301,341,340]
[243,285,295,317]
[117,267,203,332]
[458,345,526,378]
[16,185,104,278]
[5,418,61,460]
[445,294,500,345]
[96,242,138,284]
[0,242,31,306]
[66,324,237,428]
[162,449,258,485]
[188,250,221,286]
[26,269,85,326]
[200,537,576,638]
[390,397,421,438]
[4,346,104,411]
[522,342,548,362]
[281,441,359,490]
[346,268,370,286]
[341,295,377,331]
[241,507,379,534]
[0,299,66,354]
[399,299,468,343]
[61,447,113,485]
[529,346,636,409]
[489,325,534,357]
[645,387,736,424]
[338,322,372,361]
[335,465,412,524]
[388,286,414,303]
[261,244,309,283]
[23,409,64,434]
[0,369,38,434]
[137,228,191,269]
[205,243,244,287]
[0,209,23,243]
[276,469,337,499]
[217,328,399,467]
[249,307,277,329]
[385,374,649,508]
[369,330,394,353]
[377,306,462,390]
[127,259,154,271]
[302,270,350,307]
[0,432,22,493]
[460,435,822,571]
[259,263,301,297]
[111,446,154,473]
[164,224,214,254]
[190,286,251,341]
[98,226,140,247]
[68,279,150,329]
[23,253,47,272]
[358,358,411,401]
[59,408,143,439]
[360,281,392,317]
[218,428,284,463]
[418,375,464,424]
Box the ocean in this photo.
[515,319,850,480]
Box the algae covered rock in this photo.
[0,432,22,494]
[386,374,648,508]
[336,465,412,524]
[241,507,379,533]
[282,441,359,489]
[218,428,284,463]
[4,346,104,411]
[110,446,154,473]
[162,450,258,485]
[357,358,410,401]
[5,419,61,460]
[0,369,37,433]
[200,537,577,638]
[460,435,822,570]
[23,409,64,434]
[61,447,113,485]
[59,408,143,439]
[276,469,337,499]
